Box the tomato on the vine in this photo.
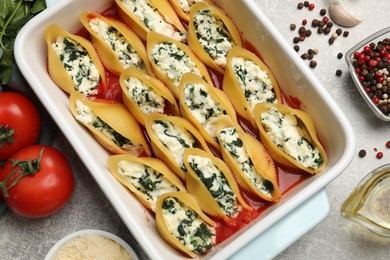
[0,145,74,218]
[0,92,41,160]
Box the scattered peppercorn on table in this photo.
[0,0,390,260]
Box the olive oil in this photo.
[341,165,390,237]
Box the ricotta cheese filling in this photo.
[188,155,241,217]
[151,120,197,172]
[218,127,274,197]
[89,18,144,70]
[193,9,234,67]
[161,197,216,255]
[177,0,204,13]
[260,107,323,169]
[151,42,203,87]
[120,0,186,42]
[232,57,277,114]
[117,160,179,211]
[52,36,100,96]
[75,99,142,153]
[125,76,165,114]
[183,83,227,137]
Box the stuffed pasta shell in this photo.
[168,0,212,22]
[254,103,327,174]
[215,117,281,202]
[45,24,106,96]
[187,2,243,74]
[156,192,216,258]
[184,148,252,222]
[107,155,185,211]
[145,113,211,180]
[80,12,153,76]
[223,46,281,127]
[147,32,213,98]
[119,67,180,126]
[115,0,186,42]
[178,73,237,149]
[69,91,151,156]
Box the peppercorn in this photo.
[293,37,300,44]
[336,28,342,35]
[298,26,306,34]
[319,21,325,27]
[293,45,300,52]
[326,22,334,28]
[313,49,319,54]
[305,30,312,37]
[358,149,367,158]
[302,19,307,25]
[290,24,296,31]
[311,19,319,27]
[297,2,304,9]
[309,60,317,68]
[336,69,342,76]
[320,8,326,16]
[343,31,349,37]
[317,27,324,34]
[376,152,384,159]
[328,37,335,45]
[386,141,390,148]
[337,53,343,59]
[308,3,315,10]
[324,27,331,35]
[301,53,309,60]
[304,1,309,7]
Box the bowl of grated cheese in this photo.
[45,229,138,260]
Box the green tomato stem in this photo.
[0,125,15,147]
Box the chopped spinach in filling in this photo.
[232,57,277,114]
[151,120,197,172]
[117,160,179,210]
[89,18,144,70]
[125,76,165,114]
[75,100,141,152]
[260,107,323,169]
[177,0,204,13]
[184,83,227,137]
[151,42,203,87]
[188,155,241,217]
[161,197,216,255]
[52,36,100,96]
[218,127,274,197]
[120,0,186,42]
[193,9,234,67]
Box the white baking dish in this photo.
[14,0,356,259]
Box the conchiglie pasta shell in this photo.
[178,73,237,150]
[69,91,151,156]
[215,117,281,202]
[45,24,106,96]
[119,67,180,126]
[115,0,185,42]
[80,12,153,76]
[145,113,211,180]
[187,2,243,74]
[254,103,328,174]
[147,32,213,98]
[156,191,216,258]
[184,148,252,222]
[107,155,185,211]
[168,0,213,22]
[223,46,281,127]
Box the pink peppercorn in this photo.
[363,46,371,53]
[376,152,383,159]
[308,3,315,10]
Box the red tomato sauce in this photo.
[76,2,311,247]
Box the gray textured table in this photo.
[1,0,389,259]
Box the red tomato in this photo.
[0,92,41,160]
[0,145,74,218]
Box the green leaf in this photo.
[0,0,16,20]
[6,13,34,38]
[30,0,46,14]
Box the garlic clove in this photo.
[329,3,361,27]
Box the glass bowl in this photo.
[345,26,390,121]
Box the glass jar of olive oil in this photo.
[341,164,390,237]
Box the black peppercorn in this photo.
[336,28,342,35]
[320,8,326,16]
[304,1,309,7]
[293,37,300,44]
[297,2,304,9]
[324,27,331,35]
[358,149,367,158]
[343,31,349,37]
[310,60,317,68]
[305,30,312,37]
[328,37,335,45]
[336,69,342,77]
[326,22,333,28]
[337,52,343,59]
[311,19,320,27]
[298,26,306,34]
[301,53,309,60]
[308,53,314,60]
[293,45,300,52]
[317,27,324,34]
